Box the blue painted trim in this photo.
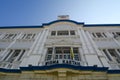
[0,68,21,73]
[0,20,84,29]
[0,26,43,29]
[0,64,120,74]
[108,70,120,74]
[20,64,108,71]
[0,20,120,29]
[0,64,108,73]
[84,24,120,27]
[42,20,84,26]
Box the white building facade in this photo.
[0,15,120,70]
[1,16,120,80]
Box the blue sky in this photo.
[0,0,120,26]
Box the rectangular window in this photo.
[74,55,79,60]
[32,34,36,39]
[116,32,120,36]
[46,55,52,60]
[108,49,120,63]
[22,34,36,39]
[55,55,58,59]
[59,55,62,59]
[47,48,53,54]
[70,30,75,35]
[3,49,25,62]
[51,31,56,36]
[73,47,79,53]
[25,34,33,39]
[3,50,13,61]
[102,33,107,37]
[55,47,62,54]
[96,33,103,38]
[57,31,69,35]
[17,50,25,61]
[92,33,96,38]
[46,47,80,61]
[3,34,17,39]
[103,49,112,61]
[8,50,21,62]
[117,49,120,53]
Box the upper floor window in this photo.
[51,30,75,36]
[3,49,26,63]
[116,32,120,36]
[113,32,120,38]
[21,33,36,39]
[2,33,17,39]
[92,32,107,38]
[70,30,75,35]
[57,31,69,35]
[51,31,56,36]
[96,33,103,38]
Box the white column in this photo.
[32,30,45,55]
[0,50,9,61]
[77,29,89,65]
[100,50,111,68]
[106,49,115,62]
[83,31,102,67]
[86,31,110,67]
[37,29,49,65]
[37,29,49,54]
[39,48,47,66]
[86,31,103,56]
[78,29,89,54]
[27,31,42,56]
[0,32,6,39]
[106,32,112,38]
[25,29,49,66]
[52,47,55,60]
[115,49,120,58]
[81,30,95,54]
[107,32,120,47]
[20,31,43,66]
[79,47,87,66]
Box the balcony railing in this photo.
[44,59,81,66]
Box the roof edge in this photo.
[0,20,120,29]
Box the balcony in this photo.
[44,59,81,66]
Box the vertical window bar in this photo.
[17,50,25,61]
[3,50,13,61]
[103,49,112,61]
[92,33,96,38]
[103,33,107,38]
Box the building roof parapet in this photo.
[0,20,120,29]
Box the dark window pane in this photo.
[70,31,75,35]
[51,31,56,36]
